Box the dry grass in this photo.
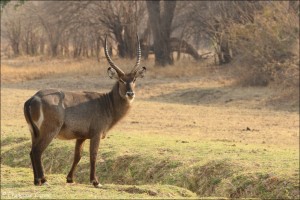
[1,56,102,83]
[1,55,223,83]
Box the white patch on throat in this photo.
[128,98,134,104]
[125,95,135,104]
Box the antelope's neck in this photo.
[108,82,131,124]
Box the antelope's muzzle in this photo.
[126,91,135,98]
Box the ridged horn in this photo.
[131,34,141,73]
[104,35,125,75]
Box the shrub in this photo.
[229,2,299,87]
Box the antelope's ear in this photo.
[135,67,146,78]
[107,67,119,79]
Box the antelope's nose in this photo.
[126,91,135,97]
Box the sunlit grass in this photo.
[1,128,299,199]
[1,165,197,199]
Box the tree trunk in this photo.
[96,36,101,62]
[30,33,38,56]
[113,25,136,59]
[123,26,136,59]
[51,42,59,57]
[170,38,201,61]
[40,38,45,54]
[12,41,20,56]
[146,1,176,66]
[141,19,151,60]
[8,19,22,56]
[216,34,232,65]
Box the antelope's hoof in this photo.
[92,181,102,188]
[34,181,41,186]
[34,179,42,186]
[41,181,49,186]
[34,177,48,186]
[94,183,103,188]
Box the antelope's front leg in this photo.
[89,134,102,188]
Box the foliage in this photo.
[228,2,299,86]
[0,0,25,11]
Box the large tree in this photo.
[32,1,89,57]
[146,1,176,66]
[87,1,146,59]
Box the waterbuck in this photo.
[23,35,146,187]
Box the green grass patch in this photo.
[1,131,299,199]
[1,165,196,199]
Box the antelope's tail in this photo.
[24,97,39,138]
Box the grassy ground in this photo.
[1,165,196,199]
[1,57,299,199]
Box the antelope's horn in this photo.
[131,34,141,73]
[104,35,125,75]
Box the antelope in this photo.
[23,35,146,187]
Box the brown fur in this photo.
[24,35,146,187]
[24,72,145,186]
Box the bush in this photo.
[229,2,299,87]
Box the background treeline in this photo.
[1,1,299,86]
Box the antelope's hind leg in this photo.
[66,139,86,183]
[30,149,38,185]
[26,90,65,186]
[31,131,59,186]
[31,111,64,185]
